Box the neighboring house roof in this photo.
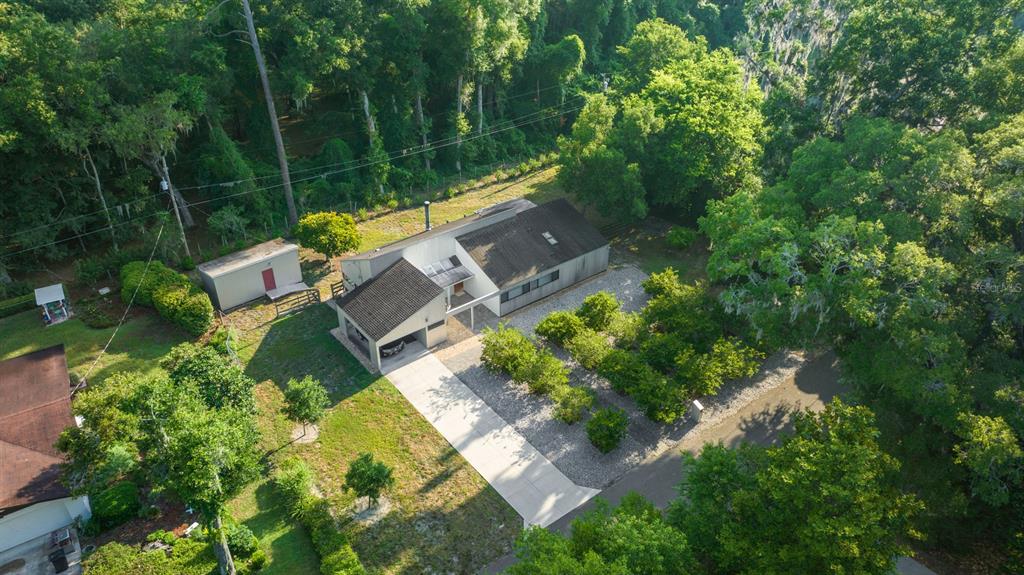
[348,198,536,260]
[456,199,607,288]
[197,238,298,278]
[337,258,443,341]
[0,345,74,515]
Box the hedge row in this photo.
[272,458,366,575]
[120,261,213,335]
[0,293,34,319]
[480,324,592,425]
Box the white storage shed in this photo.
[197,238,303,311]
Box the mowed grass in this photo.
[0,308,187,385]
[357,166,566,251]
[230,305,521,574]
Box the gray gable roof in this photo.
[456,199,607,289]
[337,258,443,341]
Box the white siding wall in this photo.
[498,245,610,315]
[0,496,91,552]
[379,292,447,345]
[206,249,302,310]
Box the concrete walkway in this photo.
[384,353,599,527]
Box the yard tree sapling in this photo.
[344,453,394,508]
[576,291,620,331]
[292,212,361,267]
[283,375,331,436]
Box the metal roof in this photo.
[0,345,74,514]
[337,258,443,341]
[197,238,298,278]
[34,284,65,306]
[455,199,607,289]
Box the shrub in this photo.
[587,408,629,453]
[631,375,683,423]
[0,293,34,319]
[179,255,196,271]
[576,292,620,331]
[153,284,214,336]
[385,198,399,210]
[597,350,652,395]
[481,324,537,375]
[344,453,394,506]
[640,333,694,373]
[565,329,612,370]
[535,311,586,346]
[226,523,259,558]
[246,549,267,572]
[146,529,177,545]
[641,267,682,298]
[321,546,366,575]
[120,261,189,306]
[356,207,369,221]
[666,226,699,250]
[92,480,140,531]
[608,311,644,347]
[675,337,763,397]
[272,457,316,517]
[552,386,593,424]
[293,212,361,261]
[516,349,569,394]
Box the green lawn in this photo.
[357,166,566,251]
[230,305,521,574]
[0,308,187,385]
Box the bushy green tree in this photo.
[344,453,395,507]
[536,311,587,346]
[283,375,331,435]
[293,212,361,264]
[576,291,619,331]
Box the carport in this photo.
[334,259,447,370]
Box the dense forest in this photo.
[2,0,1023,571]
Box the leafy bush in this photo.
[535,311,586,346]
[146,529,177,545]
[298,498,366,575]
[272,457,316,517]
[565,329,612,370]
[119,260,190,307]
[640,332,693,373]
[576,291,620,331]
[153,284,214,336]
[587,408,629,453]
[92,480,140,531]
[82,539,216,575]
[516,349,569,394]
[321,545,366,575]
[552,386,593,424]
[675,338,763,397]
[246,549,267,572]
[481,324,537,375]
[598,350,653,395]
[608,311,644,347]
[666,226,699,249]
[631,375,682,423]
[226,523,259,558]
[641,267,682,298]
[293,212,361,260]
[208,205,249,242]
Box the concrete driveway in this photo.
[384,353,599,527]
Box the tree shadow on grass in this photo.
[236,482,319,575]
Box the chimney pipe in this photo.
[424,201,431,231]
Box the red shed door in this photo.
[262,268,277,291]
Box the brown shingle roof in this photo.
[0,345,74,514]
[337,258,443,341]
[456,199,607,288]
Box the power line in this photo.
[73,223,166,395]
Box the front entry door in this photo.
[262,268,277,291]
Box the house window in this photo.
[500,270,560,303]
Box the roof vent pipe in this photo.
[424,201,431,231]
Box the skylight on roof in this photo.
[542,231,558,245]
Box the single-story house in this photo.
[336,199,609,369]
[198,238,303,311]
[0,345,90,571]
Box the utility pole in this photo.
[160,155,191,259]
[241,0,298,227]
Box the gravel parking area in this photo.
[499,264,650,337]
[434,265,808,489]
[436,338,805,489]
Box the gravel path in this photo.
[499,265,650,337]
[434,265,808,489]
